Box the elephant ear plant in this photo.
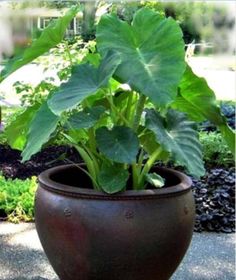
[1,7,235,193]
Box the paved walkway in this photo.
[0,222,235,280]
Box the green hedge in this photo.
[200,131,234,168]
[0,175,37,223]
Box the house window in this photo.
[38,17,57,29]
[43,18,51,28]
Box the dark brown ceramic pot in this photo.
[36,164,195,280]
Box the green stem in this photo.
[138,149,144,171]
[81,143,100,180]
[61,132,100,190]
[133,94,146,132]
[65,158,99,190]
[88,128,96,152]
[106,96,130,126]
[125,92,134,123]
[75,145,100,190]
[139,147,163,189]
[131,149,145,190]
[138,128,148,138]
[132,163,139,190]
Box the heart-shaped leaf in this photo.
[96,126,139,164]
[21,102,59,161]
[48,50,121,115]
[97,8,186,107]
[67,106,106,130]
[173,65,227,123]
[146,109,205,178]
[98,163,129,194]
[139,127,169,161]
[172,65,235,153]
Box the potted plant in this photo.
[1,6,234,280]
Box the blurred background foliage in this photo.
[1,0,235,54]
[112,1,235,54]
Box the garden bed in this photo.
[0,144,82,179]
[0,144,234,233]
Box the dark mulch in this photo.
[192,168,235,233]
[0,144,82,180]
[0,144,235,233]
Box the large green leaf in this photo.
[172,65,235,153]
[139,129,159,155]
[97,8,186,107]
[0,48,26,81]
[67,106,106,130]
[138,127,169,161]
[21,102,59,161]
[1,6,79,81]
[48,51,121,115]
[146,109,205,178]
[172,65,225,123]
[96,126,139,164]
[5,103,40,150]
[98,163,129,194]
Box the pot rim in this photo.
[38,164,192,200]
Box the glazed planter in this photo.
[36,164,195,280]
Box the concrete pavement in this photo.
[188,56,236,101]
[0,222,235,280]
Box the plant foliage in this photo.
[200,132,234,168]
[172,65,235,153]
[97,8,186,107]
[1,6,235,193]
[0,175,37,223]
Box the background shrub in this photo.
[200,131,234,168]
[0,106,24,145]
[0,175,37,223]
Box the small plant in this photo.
[0,106,23,145]
[13,80,56,106]
[200,131,234,168]
[1,6,235,193]
[0,175,37,223]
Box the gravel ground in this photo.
[0,222,235,280]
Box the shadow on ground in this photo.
[0,241,58,280]
[172,233,235,280]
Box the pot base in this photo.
[36,165,195,280]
